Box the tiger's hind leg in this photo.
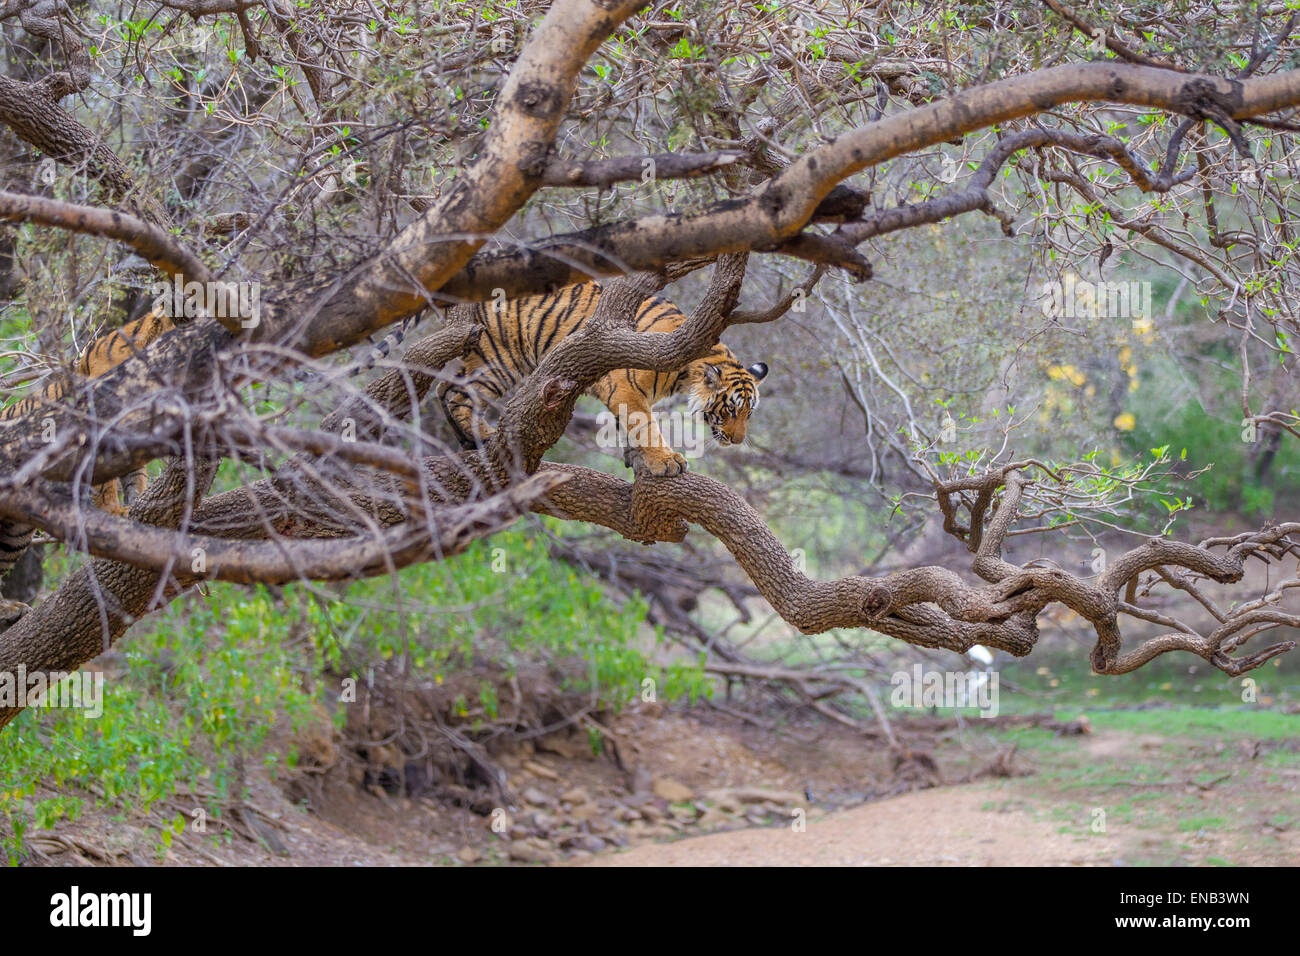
[124,467,148,508]
[91,468,148,516]
[1,542,43,606]
[0,523,36,586]
[0,517,36,632]
[1,529,39,629]
[436,376,503,450]
[93,478,128,517]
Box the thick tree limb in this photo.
[545,150,748,186]
[0,471,567,584]
[7,62,1300,497]
[0,191,211,285]
[0,75,173,228]
[434,64,1300,300]
[254,0,649,359]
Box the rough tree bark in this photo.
[1,1,1298,732]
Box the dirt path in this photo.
[22,707,1296,867]
[582,784,1113,866]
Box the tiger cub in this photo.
[437,283,768,476]
[0,308,174,591]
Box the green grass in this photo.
[996,651,1299,711]
[984,708,1298,762]
[1178,815,1228,833]
[1087,708,1300,740]
[967,692,1297,864]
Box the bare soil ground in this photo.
[22,702,1300,867]
[580,785,1111,866]
[584,726,1300,867]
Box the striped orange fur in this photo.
[0,308,174,586]
[437,282,768,476]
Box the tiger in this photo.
[436,282,768,476]
[0,299,423,609]
[0,307,176,601]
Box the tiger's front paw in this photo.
[628,446,688,477]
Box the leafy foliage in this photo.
[0,525,705,864]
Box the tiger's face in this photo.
[691,356,768,446]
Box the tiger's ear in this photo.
[703,363,723,389]
[747,362,769,382]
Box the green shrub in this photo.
[0,521,707,863]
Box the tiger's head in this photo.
[688,348,768,447]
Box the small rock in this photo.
[536,733,587,759]
[652,776,694,803]
[618,807,643,822]
[626,767,653,794]
[523,760,559,781]
[704,786,803,807]
[456,846,480,864]
[697,809,731,829]
[507,842,556,864]
[562,834,607,853]
[561,787,590,805]
[522,786,555,808]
